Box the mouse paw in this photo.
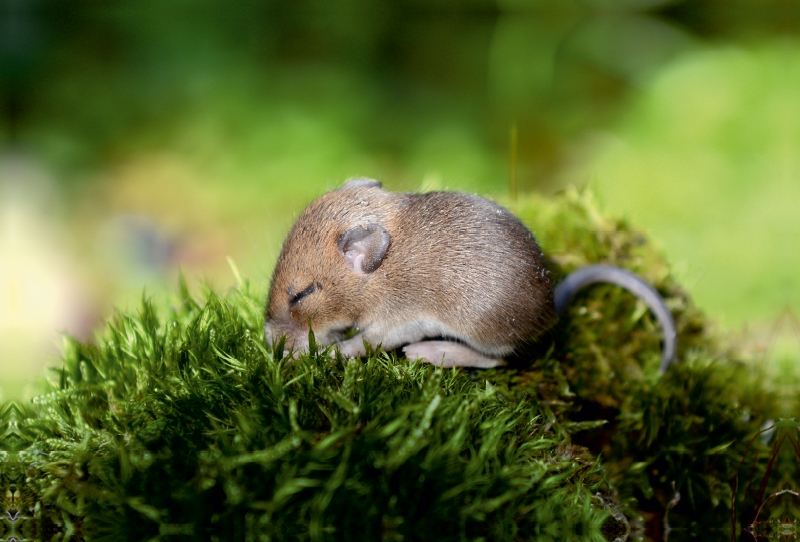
[403,341,505,368]
[336,335,368,359]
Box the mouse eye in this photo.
[289,282,317,306]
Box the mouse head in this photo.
[264,179,392,353]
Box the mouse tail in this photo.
[554,264,677,373]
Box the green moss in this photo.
[1,190,783,541]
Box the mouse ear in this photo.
[339,178,382,190]
[338,224,390,275]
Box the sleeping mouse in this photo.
[264,178,676,371]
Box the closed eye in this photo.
[289,282,316,306]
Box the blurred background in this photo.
[1,0,799,399]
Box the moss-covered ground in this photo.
[0,189,790,541]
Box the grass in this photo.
[0,189,787,541]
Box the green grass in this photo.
[0,190,786,541]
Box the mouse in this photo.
[264,178,677,372]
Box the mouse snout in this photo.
[264,320,309,356]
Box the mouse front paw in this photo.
[336,335,369,359]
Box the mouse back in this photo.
[384,191,556,349]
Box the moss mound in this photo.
[0,189,785,541]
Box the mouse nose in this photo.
[264,321,275,345]
[264,321,289,347]
[264,320,307,357]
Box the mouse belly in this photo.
[335,315,515,367]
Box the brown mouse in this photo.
[264,179,677,371]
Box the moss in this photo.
[1,189,784,541]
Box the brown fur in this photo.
[264,180,556,367]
